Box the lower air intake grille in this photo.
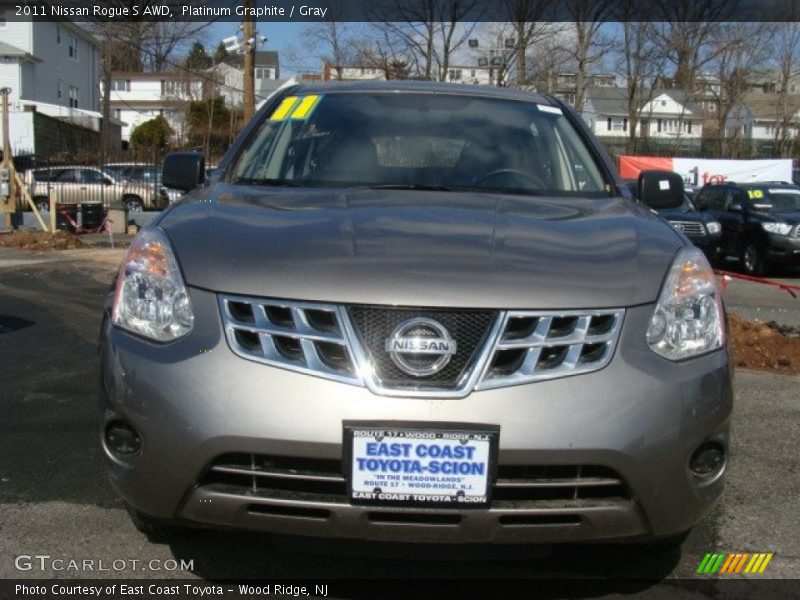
[199,454,631,507]
[348,306,496,389]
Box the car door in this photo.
[52,168,82,204]
[695,186,735,258]
[716,188,748,257]
[78,168,110,205]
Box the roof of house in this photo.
[222,50,279,69]
[583,85,703,117]
[740,92,800,120]
[0,41,40,61]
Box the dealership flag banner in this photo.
[619,156,793,186]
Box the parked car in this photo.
[24,166,166,213]
[101,82,731,548]
[693,181,800,275]
[104,162,174,211]
[624,178,722,263]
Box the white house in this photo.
[0,10,119,157]
[214,50,280,107]
[107,72,205,143]
[726,93,800,141]
[0,12,100,110]
[582,86,703,141]
[443,66,493,85]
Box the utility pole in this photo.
[242,0,256,122]
[1,87,17,228]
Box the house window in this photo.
[57,80,62,99]
[68,34,78,60]
[607,117,612,131]
[68,85,78,108]
[791,84,797,94]
[688,121,693,134]
[657,119,662,132]
[114,109,122,120]
[470,69,476,77]
[449,69,462,81]
[161,79,192,97]
[623,118,628,131]
[111,80,130,92]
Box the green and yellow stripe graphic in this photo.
[696,552,774,574]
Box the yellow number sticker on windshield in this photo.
[747,189,764,199]
[270,96,299,121]
[290,95,322,119]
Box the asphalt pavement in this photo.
[0,245,798,594]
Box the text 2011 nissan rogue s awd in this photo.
[100,82,732,546]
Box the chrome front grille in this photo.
[669,220,706,238]
[200,453,631,508]
[219,295,361,385]
[219,294,624,396]
[476,310,623,390]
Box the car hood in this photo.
[159,185,683,309]
[656,208,713,222]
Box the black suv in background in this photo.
[624,179,723,262]
[694,182,800,274]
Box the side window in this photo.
[731,189,747,209]
[80,169,104,184]
[54,169,79,183]
[696,188,724,210]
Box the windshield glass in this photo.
[231,92,608,197]
[756,187,800,211]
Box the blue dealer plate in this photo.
[345,425,498,507]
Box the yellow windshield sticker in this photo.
[291,95,322,119]
[747,189,764,199]
[270,96,299,121]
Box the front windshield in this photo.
[231,92,608,197]
[755,187,800,212]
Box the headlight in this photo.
[761,222,793,235]
[646,247,724,360]
[705,221,722,235]
[112,227,194,342]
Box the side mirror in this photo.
[637,170,685,210]
[162,152,205,192]
[728,202,743,213]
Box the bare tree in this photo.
[374,0,479,81]
[652,0,740,91]
[302,20,355,80]
[616,18,666,154]
[769,4,800,156]
[494,0,558,87]
[705,23,770,157]
[564,0,614,113]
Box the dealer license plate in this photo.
[345,424,498,507]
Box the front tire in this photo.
[33,197,49,213]
[125,504,187,544]
[743,243,767,276]
[123,196,144,214]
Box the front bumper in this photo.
[766,233,800,265]
[100,288,733,544]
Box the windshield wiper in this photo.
[365,183,459,192]
[233,177,303,187]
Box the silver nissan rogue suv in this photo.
[100,82,731,546]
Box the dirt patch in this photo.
[729,313,800,373]
[0,231,88,251]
